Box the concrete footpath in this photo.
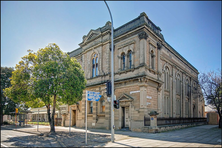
[1,124,221,147]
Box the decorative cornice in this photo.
[138,31,148,40]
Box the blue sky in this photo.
[1,1,221,74]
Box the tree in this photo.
[198,70,222,128]
[1,67,16,125]
[4,43,86,133]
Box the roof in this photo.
[68,12,198,72]
[205,104,217,112]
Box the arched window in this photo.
[92,53,98,77]
[176,74,181,95]
[151,50,155,69]
[176,98,181,116]
[164,96,170,116]
[89,101,93,114]
[121,53,125,70]
[164,67,170,90]
[185,100,188,115]
[101,99,105,113]
[186,79,190,97]
[128,50,132,69]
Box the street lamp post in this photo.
[104,0,115,142]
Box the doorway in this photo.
[122,106,129,128]
[122,107,125,128]
[72,110,76,126]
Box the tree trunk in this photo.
[50,95,56,133]
[46,104,52,131]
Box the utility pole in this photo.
[104,0,114,142]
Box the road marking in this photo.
[1,143,8,147]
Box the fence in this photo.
[144,117,207,126]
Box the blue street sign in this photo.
[86,91,102,101]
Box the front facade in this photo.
[64,12,205,131]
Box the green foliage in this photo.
[4,43,86,132]
[32,43,86,105]
[1,67,17,115]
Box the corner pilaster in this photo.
[138,31,148,65]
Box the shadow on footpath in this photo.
[2,129,111,147]
[2,134,54,147]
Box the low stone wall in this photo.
[142,122,207,133]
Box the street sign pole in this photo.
[15,108,17,130]
[37,109,39,131]
[85,91,87,145]
[104,1,115,142]
[85,90,101,145]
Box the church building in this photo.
[64,12,205,132]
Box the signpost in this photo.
[15,108,18,130]
[104,1,115,142]
[37,109,39,131]
[85,90,102,145]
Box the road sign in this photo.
[86,91,102,101]
[15,108,18,113]
[85,90,102,145]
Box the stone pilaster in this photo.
[172,67,176,117]
[182,73,186,117]
[169,73,173,117]
[140,86,147,108]
[157,88,162,117]
[190,79,193,117]
[157,42,162,78]
[161,69,165,117]
[138,31,148,65]
[180,78,183,117]
[196,92,200,117]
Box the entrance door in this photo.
[125,107,129,127]
[72,110,76,126]
[122,107,125,128]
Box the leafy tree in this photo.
[4,43,86,133]
[199,70,222,128]
[1,67,16,125]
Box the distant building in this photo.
[205,104,219,125]
[30,105,67,123]
[205,104,217,117]
[64,12,205,132]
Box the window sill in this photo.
[118,68,134,74]
[97,114,105,117]
[87,114,93,117]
